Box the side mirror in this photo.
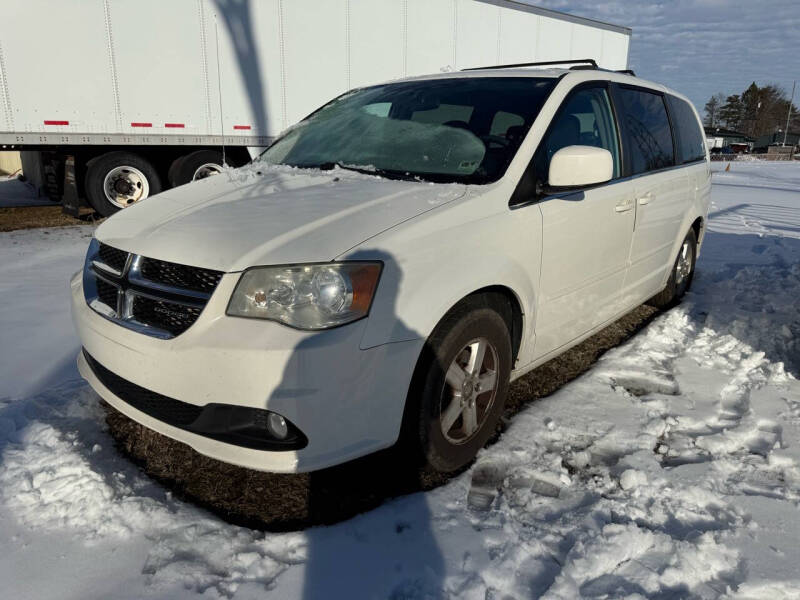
[548,145,613,189]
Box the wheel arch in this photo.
[455,285,524,366]
[690,215,704,248]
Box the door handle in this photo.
[637,192,653,205]
[615,200,634,213]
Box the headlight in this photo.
[226,262,382,330]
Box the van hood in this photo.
[95,166,465,272]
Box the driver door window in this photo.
[536,87,621,182]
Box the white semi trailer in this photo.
[0,0,630,216]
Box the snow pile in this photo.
[1,161,799,599]
[0,380,307,597]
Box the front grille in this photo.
[95,277,119,311]
[131,295,203,336]
[83,240,223,339]
[97,243,128,273]
[140,256,223,294]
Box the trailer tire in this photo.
[173,150,225,186]
[85,152,162,216]
[167,155,187,188]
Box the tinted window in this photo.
[260,77,556,184]
[617,88,674,174]
[535,86,620,181]
[667,95,706,164]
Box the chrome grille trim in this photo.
[91,258,124,277]
[83,239,223,339]
[127,255,213,302]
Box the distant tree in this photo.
[703,93,724,127]
[700,82,799,141]
[740,82,760,135]
[759,85,798,138]
[739,82,795,138]
[719,95,743,130]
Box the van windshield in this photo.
[258,77,556,184]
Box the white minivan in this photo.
[72,63,710,474]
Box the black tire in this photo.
[173,150,225,186]
[167,155,187,188]
[403,295,512,473]
[648,228,697,308]
[85,151,162,217]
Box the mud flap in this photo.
[61,155,81,217]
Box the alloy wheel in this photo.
[440,337,499,444]
[676,238,694,284]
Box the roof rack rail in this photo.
[570,64,637,77]
[462,58,597,71]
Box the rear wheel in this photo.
[167,155,187,188]
[85,151,161,216]
[404,297,512,473]
[648,228,697,308]
[172,150,225,187]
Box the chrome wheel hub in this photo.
[675,239,693,284]
[103,166,149,208]
[192,163,224,181]
[440,338,499,444]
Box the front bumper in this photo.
[71,271,424,473]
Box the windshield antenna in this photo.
[213,14,227,168]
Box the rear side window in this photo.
[667,95,706,164]
[617,88,674,174]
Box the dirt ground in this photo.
[0,206,98,232]
[105,304,658,531]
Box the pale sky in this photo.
[536,0,800,112]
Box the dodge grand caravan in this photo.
[72,64,710,473]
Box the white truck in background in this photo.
[0,0,630,216]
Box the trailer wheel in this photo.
[173,150,225,186]
[167,155,187,188]
[85,152,162,216]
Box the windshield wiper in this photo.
[298,161,422,182]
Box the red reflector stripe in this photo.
[233,125,251,130]
[44,120,69,126]
[130,122,152,127]
[164,123,185,128]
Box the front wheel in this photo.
[404,297,512,473]
[648,228,697,308]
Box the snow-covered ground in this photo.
[1,161,799,599]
